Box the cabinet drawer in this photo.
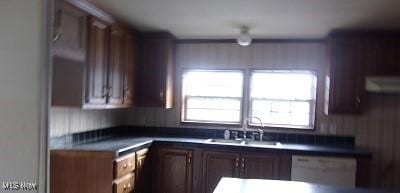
[114,153,135,178]
[113,173,135,193]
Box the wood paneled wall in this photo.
[50,107,124,137]
[122,42,400,191]
[123,42,328,128]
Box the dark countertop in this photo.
[58,136,371,158]
[213,178,393,193]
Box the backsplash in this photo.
[49,107,124,138]
[50,125,355,148]
[121,42,400,191]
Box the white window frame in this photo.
[181,69,245,125]
[248,70,317,130]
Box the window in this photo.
[181,70,244,124]
[249,71,317,129]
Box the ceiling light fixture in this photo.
[237,26,252,47]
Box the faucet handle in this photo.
[252,131,260,141]
[230,131,239,139]
[252,130,264,141]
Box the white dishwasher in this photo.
[291,155,357,188]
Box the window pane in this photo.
[183,71,243,97]
[186,109,241,123]
[250,70,317,129]
[251,100,311,127]
[251,72,316,100]
[182,70,243,124]
[187,97,241,111]
[186,97,241,123]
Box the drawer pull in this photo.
[122,162,132,169]
[123,183,131,191]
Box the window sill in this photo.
[248,124,315,131]
[180,121,241,128]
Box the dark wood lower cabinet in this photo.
[202,151,240,193]
[239,153,281,180]
[201,150,284,193]
[154,147,193,193]
[51,144,368,193]
[135,148,151,193]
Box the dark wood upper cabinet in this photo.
[154,147,193,193]
[52,0,89,107]
[325,30,400,114]
[86,16,110,106]
[239,153,281,180]
[108,24,129,105]
[364,37,400,76]
[52,0,137,109]
[123,32,137,106]
[53,0,87,62]
[325,36,365,114]
[202,151,240,193]
[136,32,175,108]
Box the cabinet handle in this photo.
[159,91,164,100]
[53,30,62,41]
[235,157,239,167]
[188,154,192,164]
[53,9,62,41]
[241,158,245,168]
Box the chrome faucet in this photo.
[247,116,264,142]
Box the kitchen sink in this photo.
[205,139,245,144]
[205,138,280,146]
[244,141,280,146]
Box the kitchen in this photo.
[49,0,400,193]
[1,0,400,193]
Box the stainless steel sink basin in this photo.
[205,139,245,144]
[205,138,280,146]
[244,141,280,146]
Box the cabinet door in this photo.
[53,0,87,62]
[86,17,110,106]
[137,38,164,107]
[155,148,193,193]
[137,33,174,108]
[365,37,400,76]
[239,153,280,180]
[123,32,136,106]
[135,148,151,193]
[52,1,88,106]
[325,37,364,114]
[108,24,126,105]
[202,151,240,193]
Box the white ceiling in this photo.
[88,0,400,39]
